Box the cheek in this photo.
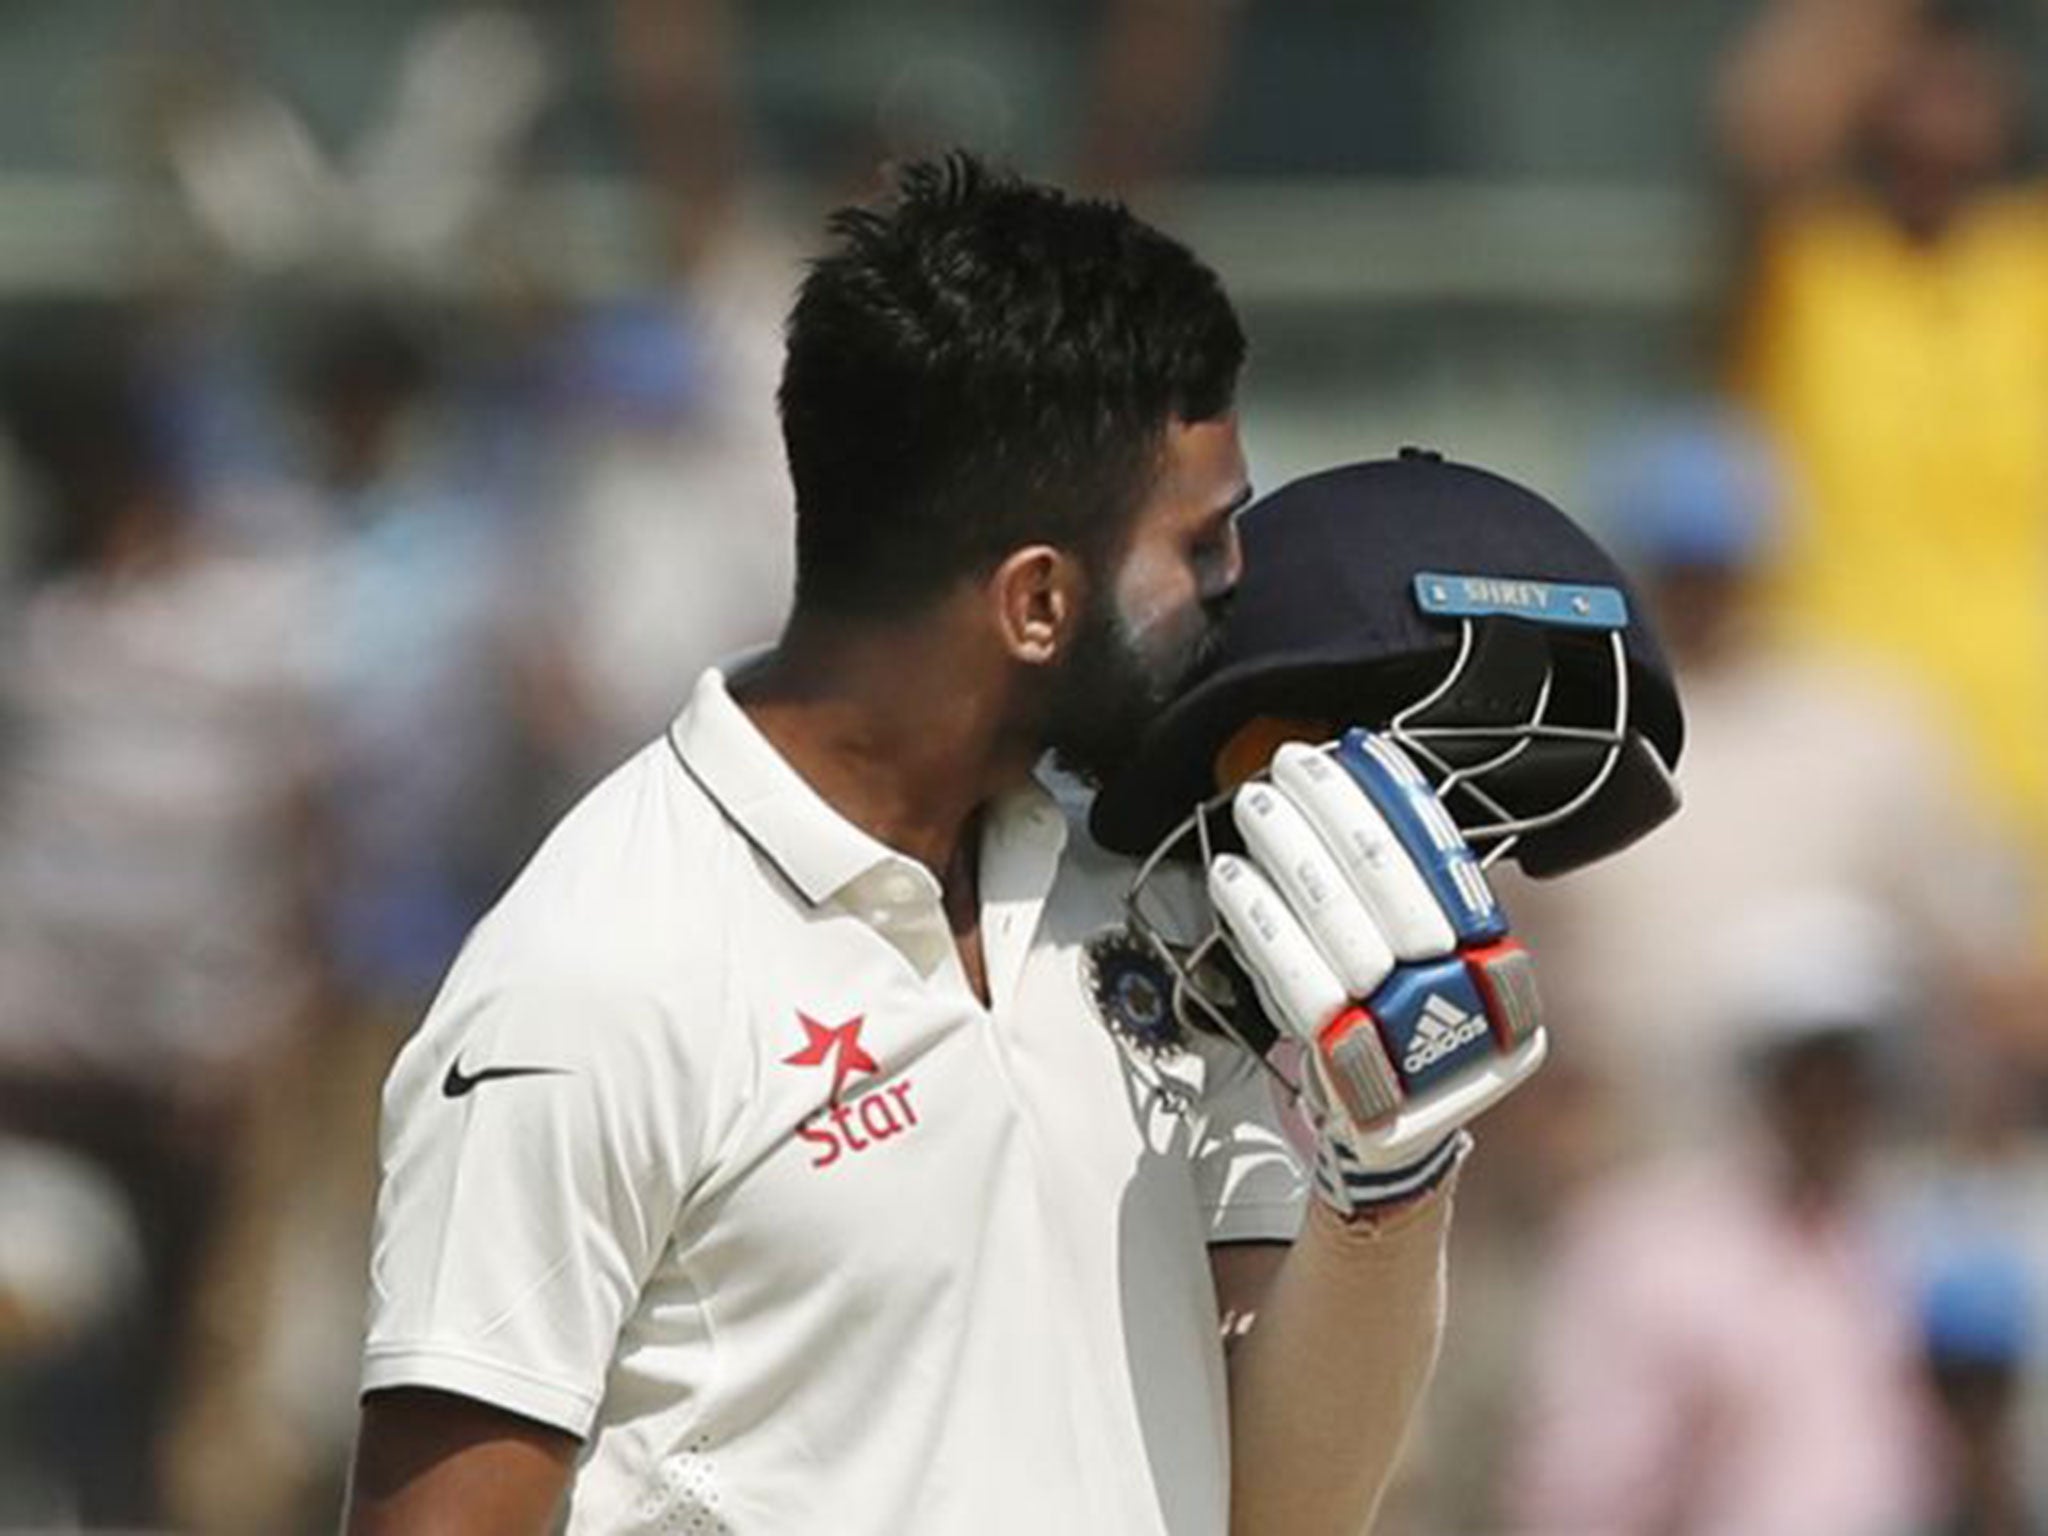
[1111,544,1204,654]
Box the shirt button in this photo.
[884,872,919,904]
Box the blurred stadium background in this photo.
[0,2,2044,1532]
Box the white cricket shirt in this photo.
[362,667,1306,1535]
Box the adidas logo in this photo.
[1403,992,1489,1074]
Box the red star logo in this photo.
[783,1013,879,1103]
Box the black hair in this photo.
[0,301,171,578]
[778,152,1245,618]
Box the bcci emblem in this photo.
[1082,928,1186,1060]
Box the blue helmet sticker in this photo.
[1414,572,1629,631]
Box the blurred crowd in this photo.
[0,1,2044,1533]
[1422,5,2048,1533]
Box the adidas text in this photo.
[1403,998,1489,1074]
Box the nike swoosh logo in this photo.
[442,1060,569,1099]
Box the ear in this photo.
[987,544,1087,667]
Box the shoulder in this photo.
[1957,185,2048,251]
[1745,189,1901,301]
[1760,187,1892,249]
[407,735,764,1086]
[492,735,746,962]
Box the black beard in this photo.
[1045,594,1229,787]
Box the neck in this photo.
[1884,166,1974,245]
[732,604,1041,879]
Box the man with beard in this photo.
[345,156,1455,1535]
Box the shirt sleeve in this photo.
[359,962,702,1438]
[1190,1035,1309,1246]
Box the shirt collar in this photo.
[666,666,1068,912]
[668,667,903,905]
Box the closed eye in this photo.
[1190,486,1252,578]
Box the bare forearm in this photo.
[1225,1184,1453,1536]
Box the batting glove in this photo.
[1207,731,1547,1215]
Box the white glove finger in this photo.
[1231,781,1396,997]
[1206,853,1350,1041]
[1269,741,1458,959]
